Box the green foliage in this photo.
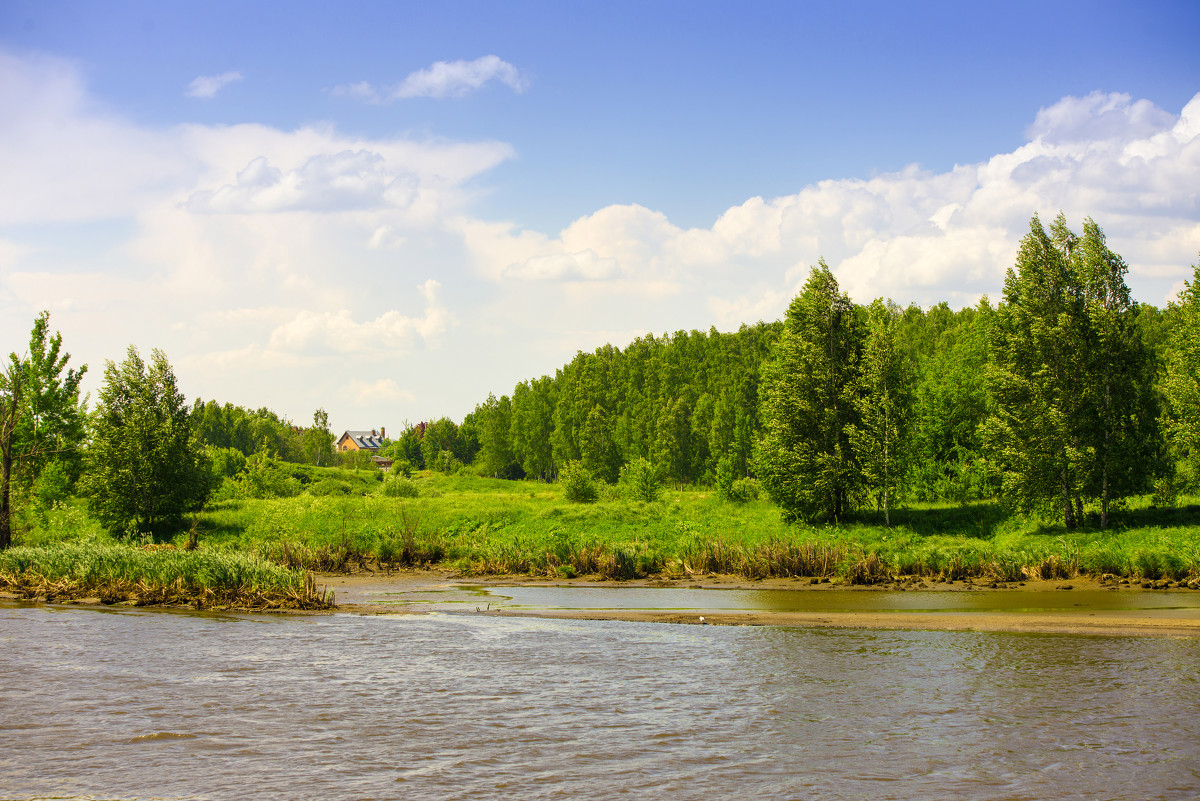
[723,477,760,503]
[191,397,306,462]
[848,299,916,525]
[714,456,759,502]
[0,542,328,608]
[2,311,87,549]
[1162,258,1200,490]
[307,408,334,466]
[308,479,355,497]
[380,473,421,498]
[80,347,212,536]
[336,448,379,471]
[209,446,247,479]
[985,215,1163,528]
[33,460,71,510]
[757,262,864,522]
[620,457,661,502]
[559,460,599,503]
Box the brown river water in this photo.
[2,594,1199,800]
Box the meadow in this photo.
[5,466,1200,609]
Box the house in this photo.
[336,428,387,453]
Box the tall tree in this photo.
[1074,218,1163,525]
[986,214,1161,528]
[1162,257,1200,489]
[758,262,864,522]
[848,299,915,526]
[1,312,87,549]
[307,408,334,466]
[80,347,211,536]
[986,215,1090,527]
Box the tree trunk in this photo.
[1062,473,1076,530]
[0,447,12,550]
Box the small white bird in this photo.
[699,616,706,625]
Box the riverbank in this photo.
[318,568,1200,638]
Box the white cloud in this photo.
[4,45,1200,428]
[186,71,243,99]
[267,280,453,354]
[1026,91,1175,144]
[346,378,416,406]
[463,91,1200,319]
[333,55,527,103]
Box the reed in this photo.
[10,472,1200,588]
[0,543,332,610]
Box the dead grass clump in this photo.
[842,552,893,585]
[1026,555,1072,580]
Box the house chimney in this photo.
[381,426,386,439]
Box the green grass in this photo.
[9,469,1200,589]
[0,542,331,609]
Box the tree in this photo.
[757,262,864,522]
[986,215,1091,527]
[80,347,212,536]
[986,214,1161,528]
[1,312,87,549]
[1162,257,1200,490]
[848,299,915,526]
[1074,219,1164,525]
[306,408,333,466]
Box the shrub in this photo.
[308,479,354,497]
[619,457,661,503]
[381,474,420,498]
[715,457,757,502]
[559,460,598,503]
[725,477,760,503]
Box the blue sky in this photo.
[2,1,1200,431]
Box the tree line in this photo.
[460,214,1199,528]
[2,213,1198,544]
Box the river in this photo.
[2,599,1198,800]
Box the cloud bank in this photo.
[464,90,1200,326]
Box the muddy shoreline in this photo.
[316,568,1200,638]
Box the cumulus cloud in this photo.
[333,55,527,103]
[4,44,1200,428]
[267,280,454,354]
[465,91,1200,319]
[1026,91,1175,144]
[186,71,243,99]
[346,378,416,406]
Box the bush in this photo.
[33,461,72,510]
[381,474,420,498]
[716,456,758,502]
[619,457,661,503]
[308,479,354,497]
[725,477,760,503]
[559,461,598,503]
[431,450,463,475]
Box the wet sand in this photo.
[319,569,1200,638]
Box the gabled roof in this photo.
[338,430,385,450]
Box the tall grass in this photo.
[10,471,1200,587]
[0,543,332,609]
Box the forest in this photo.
[2,214,1200,607]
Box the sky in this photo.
[2,0,1200,434]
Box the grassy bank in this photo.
[0,542,333,610]
[8,471,1200,593]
